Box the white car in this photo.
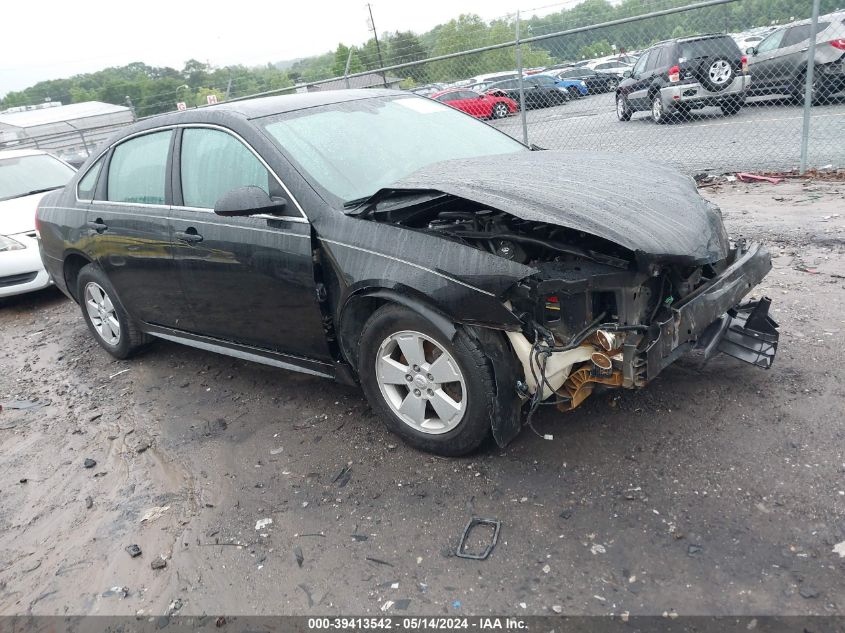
[0,149,75,298]
[586,60,634,78]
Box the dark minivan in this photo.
[616,34,750,123]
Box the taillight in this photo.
[741,56,748,73]
[34,205,42,236]
[830,39,845,50]
[668,65,680,82]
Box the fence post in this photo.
[344,48,354,89]
[799,0,821,175]
[515,10,529,146]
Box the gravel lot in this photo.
[1,179,844,617]
[490,92,845,174]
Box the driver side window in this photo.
[179,128,272,210]
[756,29,786,53]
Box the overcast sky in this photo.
[1,0,581,97]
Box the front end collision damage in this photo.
[325,151,780,446]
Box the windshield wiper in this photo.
[343,194,376,209]
[22,186,62,197]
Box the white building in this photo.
[0,101,135,166]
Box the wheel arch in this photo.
[62,250,93,302]
[337,287,523,448]
[337,287,457,371]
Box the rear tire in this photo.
[492,102,510,119]
[357,304,494,456]
[616,94,632,121]
[651,93,667,124]
[77,264,149,359]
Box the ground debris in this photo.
[125,544,142,558]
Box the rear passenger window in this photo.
[782,23,829,47]
[107,131,173,205]
[180,128,271,209]
[77,156,104,201]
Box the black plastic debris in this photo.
[456,518,501,560]
[366,556,393,567]
[294,545,304,568]
[151,558,167,570]
[125,544,142,558]
[351,534,369,542]
[83,458,97,469]
[395,599,411,610]
[85,496,93,509]
[333,465,352,488]
[19,478,27,484]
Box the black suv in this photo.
[616,34,749,123]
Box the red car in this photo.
[430,89,518,119]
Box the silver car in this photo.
[746,11,845,104]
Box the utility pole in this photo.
[367,3,388,88]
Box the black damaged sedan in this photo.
[36,90,778,456]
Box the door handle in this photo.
[87,219,107,233]
[175,229,203,243]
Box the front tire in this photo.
[357,304,494,456]
[77,264,149,359]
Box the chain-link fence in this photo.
[238,0,841,175]
[368,0,842,174]
[9,0,843,174]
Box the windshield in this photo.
[260,95,526,205]
[0,153,75,202]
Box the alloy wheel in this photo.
[84,282,121,345]
[375,330,466,435]
[652,96,663,122]
[708,60,732,86]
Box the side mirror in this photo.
[623,70,632,79]
[214,186,286,217]
[746,46,757,56]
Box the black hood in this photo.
[354,151,730,265]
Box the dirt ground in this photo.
[1,179,844,617]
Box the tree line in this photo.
[1,0,833,118]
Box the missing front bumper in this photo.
[643,241,777,381]
[703,297,779,369]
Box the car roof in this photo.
[430,88,474,98]
[109,89,419,139]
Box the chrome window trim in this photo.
[319,238,495,298]
[74,123,309,224]
[178,124,308,223]
[75,155,105,202]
